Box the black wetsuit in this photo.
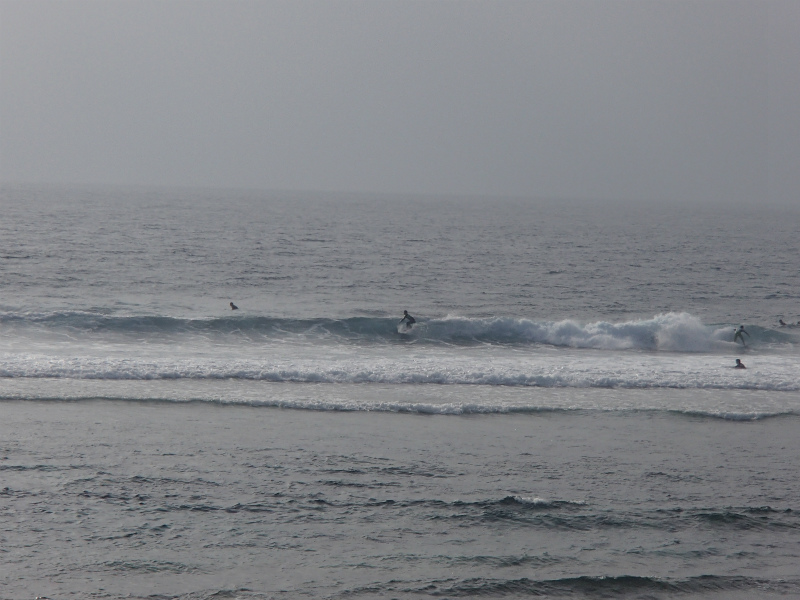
[400,313,416,328]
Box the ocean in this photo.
[1,184,799,599]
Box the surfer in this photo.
[399,310,416,330]
[230,302,238,310]
[733,325,749,346]
[734,359,746,369]
[779,319,787,327]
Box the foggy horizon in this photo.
[2,0,798,205]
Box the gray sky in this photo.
[1,0,798,203]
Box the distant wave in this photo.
[1,311,794,352]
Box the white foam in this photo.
[1,341,798,391]
[429,312,737,352]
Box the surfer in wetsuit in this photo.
[230,302,239,310]
[734,359,746,369]
[733,325,749,346]
[779,319,787,327]
[399,310,416,330]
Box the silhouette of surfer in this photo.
[734,359,746,369]
[230,302,238,310]
[733,325,749,346]
[399,310,416,330]
[779,319,787,327]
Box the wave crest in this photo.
[2,311,784,352]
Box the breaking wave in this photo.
[1,311,792,352]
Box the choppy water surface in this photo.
[2,400,799,599]
[1,184,799,598]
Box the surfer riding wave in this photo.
[399,310,416,330]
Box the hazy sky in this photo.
[1,0,798,203]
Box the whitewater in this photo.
[1,311,799,397]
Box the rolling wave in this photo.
[1,311,794,352]
[3,310,798,394]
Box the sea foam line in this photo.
[1,351,798,391]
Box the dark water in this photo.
[1,400,799,599]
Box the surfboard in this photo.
[397,322,414,334]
